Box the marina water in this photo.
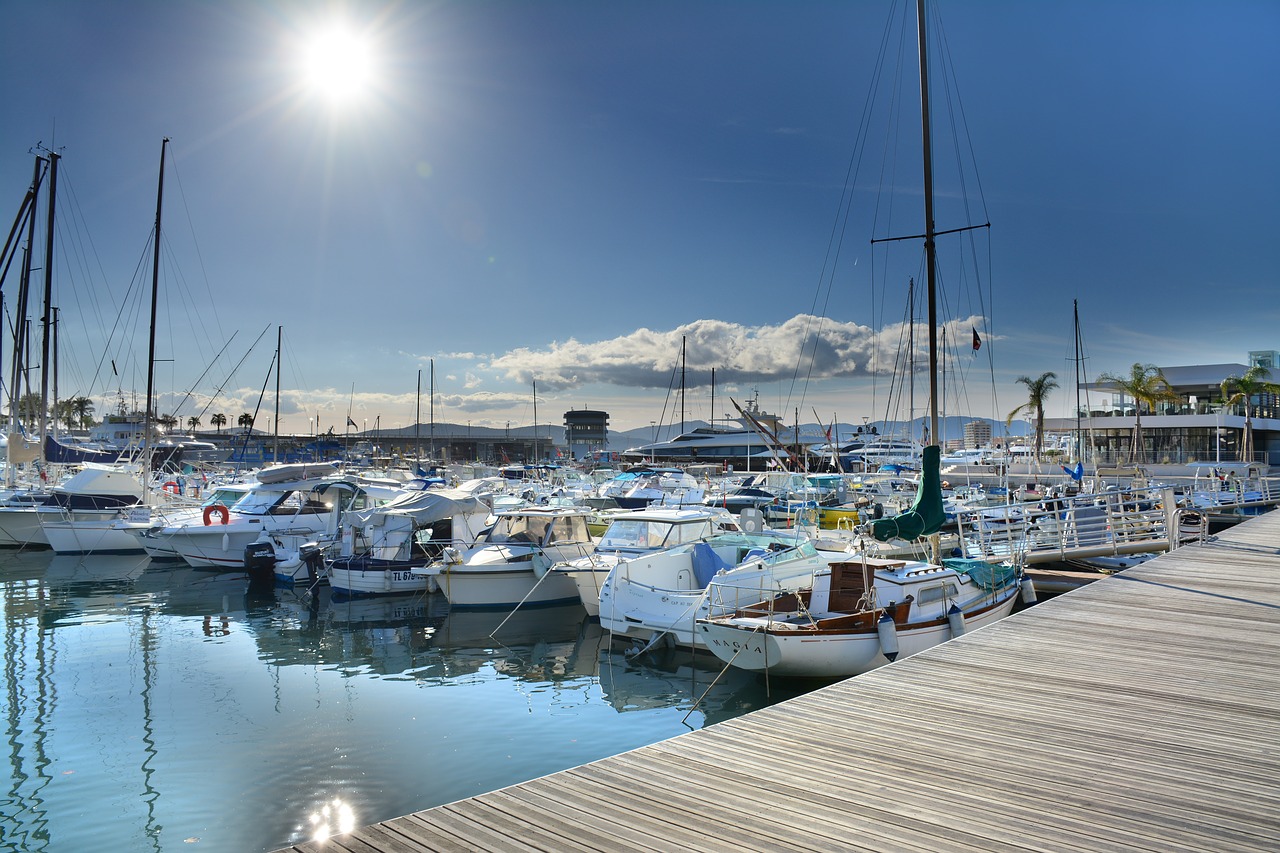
[0,549,811,852]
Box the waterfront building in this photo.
[1044,357,1280,467]
[563,409,609,461]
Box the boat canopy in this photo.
[870,445,945,542]
[342,488,486,528]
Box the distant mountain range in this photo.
[316,415,1031,449]
[605,416,1032,451]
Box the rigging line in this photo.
[869,1,918,425]
[165,148,225,344]
[195,323,272,422]
[166,330,239,422]
[236,347,277,460]
[85,235,152,400]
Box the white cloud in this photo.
[487,314,987,392]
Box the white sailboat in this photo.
[697,0,1029,678]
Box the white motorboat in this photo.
[321,488,490,596]
[598,529,832,651]
[153,470,402,569]
[551,506,741,616]
[423,506,597,608]
[34,465,152,555]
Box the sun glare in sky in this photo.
[298,23,376,104]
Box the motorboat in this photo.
[597,529,832,651]
[151,469,402,569]
[422,506,597,608]
[318,488,492,596]
[551,506,741,617]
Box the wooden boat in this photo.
[697,552,1026,678]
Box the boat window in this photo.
[673,521,713,545]
[547,515,589,544]
[915,583,959,605]
[599,520,675,549]
[488,514,551,545]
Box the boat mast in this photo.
[917,0,939,447]
[429,358,435,462]
[1073,299,1085,463]
[38,151,58,450]
[143,138,168,480]
[532,379,538,463]
[273,325,281,463]
[414,368,421,466]
[680,335,686,435]
[7,155,43,482]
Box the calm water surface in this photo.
[0,549,812,852]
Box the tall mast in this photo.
[9,155,43,472]
[532,379,538,462]
[38,151,58,448]
[680,335,686,434]
[428,359,435,462]
[273,325,281,463]
[1073,299,1084,462]
[917,0,939,447]
[143,138,168,476]
[710,367,715,431]
[414,368,421,465]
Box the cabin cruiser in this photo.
[550,506,741,617]
[421,506,597,608]
[149,466,403,569]
[314,489,491,596]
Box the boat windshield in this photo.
[598,518,714,550]
[488,514,552,545]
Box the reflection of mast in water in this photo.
[136,603,162,853]
[3,572,54,850]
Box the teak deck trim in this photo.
[276,511,1280,852]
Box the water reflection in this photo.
[0,551,806,852]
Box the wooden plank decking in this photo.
[277,512,1280,852]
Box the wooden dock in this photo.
[277,511,1280,852]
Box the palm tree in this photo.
[211,413,227,434]
[237,412,255,434]
[69,395,95,428]
[1005,372,1058,461]
[187,415,202,433]
[1220,365,1280,464]
[156,413,179,432]
[1096,363,1178,464]
[16,392,43,425]
[52,400,79,431]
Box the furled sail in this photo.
[870,444,945,542]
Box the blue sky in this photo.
[2,0,1276,439]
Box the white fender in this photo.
[1020,577,1038,604]
[947,603,966,638]
[876,613,899,661]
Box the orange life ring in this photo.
[163,481,180,495]
[203,504,230,526]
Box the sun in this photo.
[299,23,376,104]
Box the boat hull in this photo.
[41,511,145,555]
[432,565,580,608]
[697,592,1018,678]
[0,507,50,547]
[328,564,433,597]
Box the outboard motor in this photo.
[299,542,326,584]
[244,537,277,578]
[244,541,277,587]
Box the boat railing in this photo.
[956,487,1179,565]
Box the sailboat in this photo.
[40,139,194,554]
[696,0,1030,678]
